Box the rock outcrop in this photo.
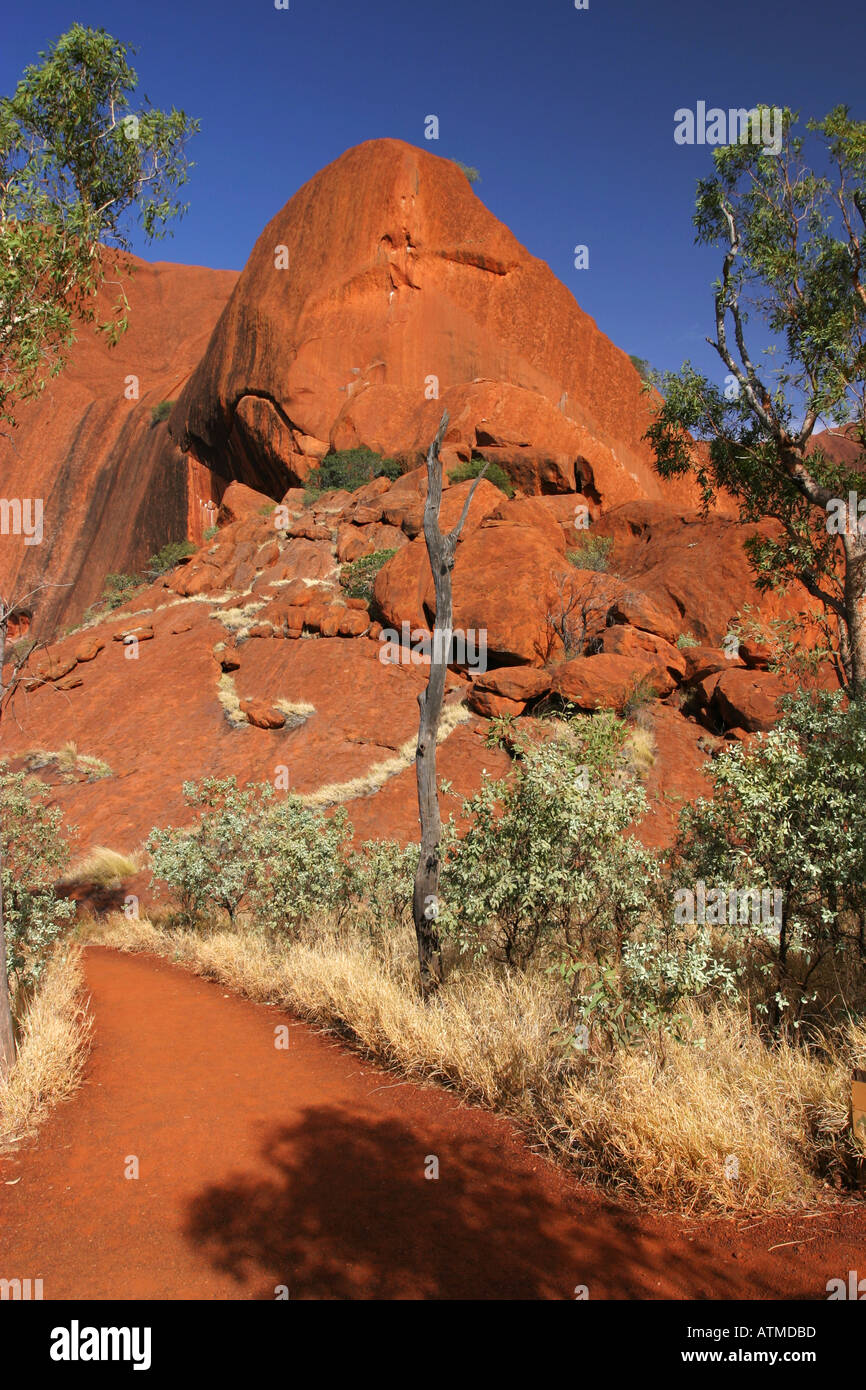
[171,139,706,512]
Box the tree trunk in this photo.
[843,529,866,699]
[412,412,487,998]
[0,605,16,1076]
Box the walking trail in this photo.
[1,946,862,1300]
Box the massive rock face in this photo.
[0,138,848,880]
[172,139,704,509]
[0,255,237,637]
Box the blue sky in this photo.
[2,0,861,380]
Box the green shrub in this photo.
[147,540,196,576]
[148,778,359,936]
[675,690,866,1027]
[147,777,275,926]
[248,799,357,935]
[203,525,219,542]
[452,160,481,185]
[676,631,700,649]
[339,548,397,601]
[567,534,614,572]
[0,771,75,1002]
[440,715,657,968]
[448,456,514,498]
[352,839,417,938]
[628,356,660,386]
[306,448,401,496]
[149,400,174,427]
[94,573,144,613]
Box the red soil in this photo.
[0,947,862,1301]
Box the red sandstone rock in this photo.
[739,637,772,670]
[472,666,553,701]
[218,481,274,525]
[711,668,794,733]
[239,698,286,730]
[608,591,680,646]
[0,253,236,637]
[601,625,686,680]
[480,496,567,553]
[553,653,673,710]
[467,688,526,719]
[682,646,743,683]
[173,139,701,522]
[74,636,105,663]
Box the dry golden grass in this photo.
[217,672,248,726]
[558,1005,860,1212]
[274,698,316,719]
[212,600,267,635]
[23,744,112,782]
[62,846,140,889]
[625,725,656,774]
[0,948,93,1152]
[90,912,859,1213]
[301,701,472,807]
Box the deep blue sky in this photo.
[2,0,861,380]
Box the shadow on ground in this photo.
[183,1104,757,1300]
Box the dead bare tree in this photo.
[413,411,487,997]
[544,570,610,661]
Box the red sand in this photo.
[0,946,862,1300]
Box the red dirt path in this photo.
[0,946,863,1300]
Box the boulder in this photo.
[601,625,686,680]
[239,698,286,730]
[553,653,673,710]
[471,666,554,702]
[711,668,794,733]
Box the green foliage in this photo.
[339,549,397,601]
[440,716,657,968]
[448,456,514,498]
[147,777,275,925]
[146,540,195,575]
[644,105,866,687]
[732,605,838,688]
[203,525,219,543]
[567,534,614,571]
[629,355,660,387]
[92,572,144,614]
[0,24,197,424]
[149,399,174,426]
[452,160,481,185]
[352,839,416,938]
[558,920,735,1051]
[148,777,358,935]
[248,800,357,936]
[0,771,75,999]
[675,690,866,1024]
[306,448,402,496]
[676,631,700,649]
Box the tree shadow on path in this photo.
[183,1104,753,1300]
